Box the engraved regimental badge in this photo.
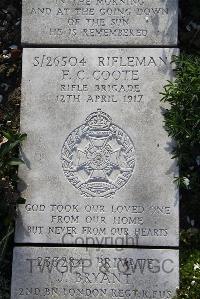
[61,109,135,197]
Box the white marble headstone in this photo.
[15,48,179,246]
[22,0,178,46]
[11,247,179,299]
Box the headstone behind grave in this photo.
[22,0,178,46]
[15,48,179,246]
[11,247,179,299]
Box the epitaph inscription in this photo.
[16,48,179,246]
[11,247,179,299]
[22,0,178,45]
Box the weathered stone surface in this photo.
[11,247,179,299]
[15,48,179,246]
[22,0,178,46]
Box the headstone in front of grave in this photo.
[11,247,179,299]
[15,48,179,246]
[22,0,178,46]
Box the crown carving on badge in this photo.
[86,109,112,130]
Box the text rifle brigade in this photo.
[57,68,143,103]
